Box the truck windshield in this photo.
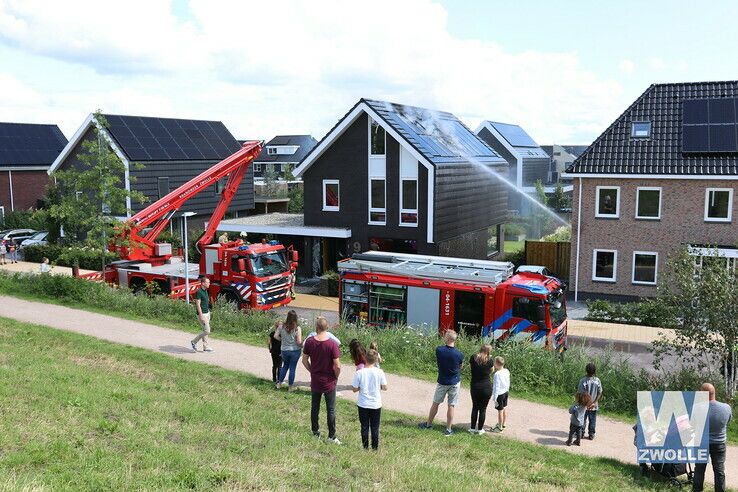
[250,251,289,277]
[550,295,567,328]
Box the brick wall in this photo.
[570,177,738,299]
[0,170,50,211]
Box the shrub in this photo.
[502,247,526,267]
[584,299,674,328]
[23,244,118,270]
[504,222,525,238]
[0,209,50,231]
[541,226,571,242]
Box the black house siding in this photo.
[303,113,433,253]
[130,160,254,215]
[521,157,550,186]
[56,127,254,216]
[433,162,508,242]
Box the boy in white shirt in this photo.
[491,356,510,432]
[351,349,388,450]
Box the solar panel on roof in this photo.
[0,123,67,167]
[682,98,738,154]
[492,122,539,147]
[104,115,238,161]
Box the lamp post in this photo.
[182,212,197,303]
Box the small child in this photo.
[577,362,603,440]
[351,349,388,450]
[369,341,383,368]
[267,322,282,383]
[567,392,593,446]
[491,356,510,432]
[39,257,51,273]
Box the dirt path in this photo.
[1,295,734,488]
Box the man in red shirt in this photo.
[302,316,342,444]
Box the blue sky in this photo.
[1,0,737,145]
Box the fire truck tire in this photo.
[129,277,146,295]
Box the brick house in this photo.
[564,81,738,301]
[0,122,68,213]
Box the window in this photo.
[75,191,83,201]
[399,146,419,226]
[369,178,386,223]
[322,180,339,211]
[253,163,263,173]
[595,186,620,218]
[631,121,651,138]
[704,188,733,222]
[400,179,418,225]
[592,249,617,282]
[512,297,545,325]
[157,177,170,200]
[215,179,225,195]
[267,147,277,155]
[635,187,661,219]
[632,251,658,285]
[370,118,386,155]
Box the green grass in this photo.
[0,317,677,491]
[504,240,525,253]
[0,270,735,445]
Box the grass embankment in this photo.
[0,318,675,491]
[0,271,735,444]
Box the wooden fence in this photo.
[524,240,571,280]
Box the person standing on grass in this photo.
[275,310,302,391]
[566,392,592,446]
[352,349,387,450]
[491,356,510,433]
[267,321,282,383]
[468,344,494,435]
[418,330,464,436]
[190,276,214,353]
[577,362,603,440]
[302,316,342,444]
[693,382,732,492]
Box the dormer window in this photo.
[267,147,278,155]
[631,121,651,138]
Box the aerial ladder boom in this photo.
[115,140,262,261]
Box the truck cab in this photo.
[491,272,568,351]
[204,240,297,310]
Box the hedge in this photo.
[22,244,119,271]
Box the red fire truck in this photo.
[338,251,567,350]
[77,141,297,311]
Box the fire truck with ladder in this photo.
[77,140,297,311]
[338,251,567,350]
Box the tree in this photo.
[550,182,570,211]
[650,247,738,399]
[262,164,281,198]
[46,111,146,270]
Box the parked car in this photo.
[20,231,49,249]
[0,229,37,247]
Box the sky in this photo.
[1,0,737,145]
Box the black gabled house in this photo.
[294,98,509,259]
[49,113,254,228]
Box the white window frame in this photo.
[368,117,386,157]
[632,251,658,285]
[322,179,340,212]
[631,121,651,138]
[592,249,617,282]
[704,188,733,222]
[267,147,278,155]
[368,178,386,225]
[595,186,620,218]
[635,186,662,220]
[399,178,419,227]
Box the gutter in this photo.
[574,177,582,302]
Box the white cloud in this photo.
[0,0,625,143]
[619,59,635,74]
[649,57,667,70]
